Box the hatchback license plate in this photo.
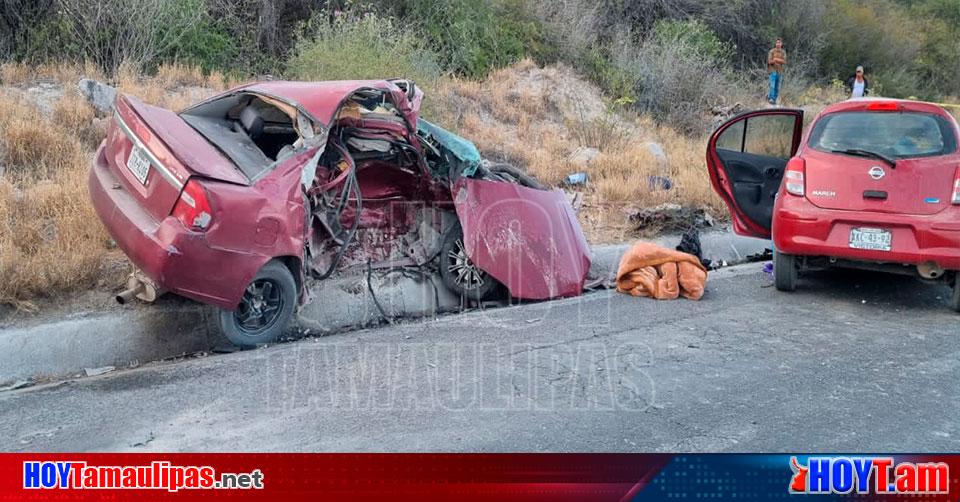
[849,227,891,251]
[126,145,151,185]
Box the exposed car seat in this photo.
[238,105,264,139]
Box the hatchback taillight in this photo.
[952,166,960,205]
[172,180,213,231]
[784,157,805,197]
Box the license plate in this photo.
[126,145,151,185]
[849,227,892,251]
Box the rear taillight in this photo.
[952,166,960,205]
[784,157,805,197]
[172,180,213,231]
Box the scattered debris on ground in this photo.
[629,203,715,235]
[675,228,708,269]
[82,365,115,377]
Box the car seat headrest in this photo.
[239,105,264,139]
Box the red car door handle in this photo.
[863,190,887,200]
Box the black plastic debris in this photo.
[648,175,673,190]
[745,248,773,262]
[675,228,713,269]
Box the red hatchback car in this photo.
[707,98,960,308]
[89,79,590,346]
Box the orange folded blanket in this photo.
[615,241,708,300]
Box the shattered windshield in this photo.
[417,119,481,178]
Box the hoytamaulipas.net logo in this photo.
[23,460,264,492]
[789,456,948,495]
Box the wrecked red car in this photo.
[88,79,590,346]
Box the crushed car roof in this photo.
[239,80,404,126]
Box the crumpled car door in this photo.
[451,177,591,299]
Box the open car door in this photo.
[706,109,804,238]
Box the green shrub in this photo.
[905,1,960,100]
[5,0,236,74]
[397,0,550,78]
[580,47,636,101]
[151,0,235,72]
[8,14,81,62]
[286,9,441,86]
[652,19,734,65]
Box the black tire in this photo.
[774,248,798,292]
[951,274,960,313]
[218,260,297,348]
[439,222,500,301]
[486,162,547,190]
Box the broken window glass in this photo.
[181,93,302,180]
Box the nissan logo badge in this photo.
[868,166,885,180]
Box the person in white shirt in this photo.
[845,66,869,98]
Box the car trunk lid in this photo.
[103,95,246,221]
[804,149,953,215]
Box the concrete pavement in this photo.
[2,262,957,452]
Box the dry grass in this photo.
[0,92,119,309]
[0,61,104,87]
[0,61,233,309]
[0,95,81,178]
[429,59,723,243]
[52,92,104,148]
[114,61,230,111]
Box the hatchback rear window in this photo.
[808,111,957,159]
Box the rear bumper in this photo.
[89,144,250,309]
[773,196,960,270]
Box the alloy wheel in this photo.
[234,278,284,334]
[446,238,487,291]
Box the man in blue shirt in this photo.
[767,38,787,105]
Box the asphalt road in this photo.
[2,263,958,452]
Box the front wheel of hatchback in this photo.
[774,248,798,292]
[440,222,500,301]
[218,260,297,348]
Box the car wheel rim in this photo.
[234,278,284,335]
[447,238,487,291]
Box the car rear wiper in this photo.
[831,148,897,168]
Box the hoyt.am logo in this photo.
[789,456,949,495]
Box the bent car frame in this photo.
[89,79,591,346]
